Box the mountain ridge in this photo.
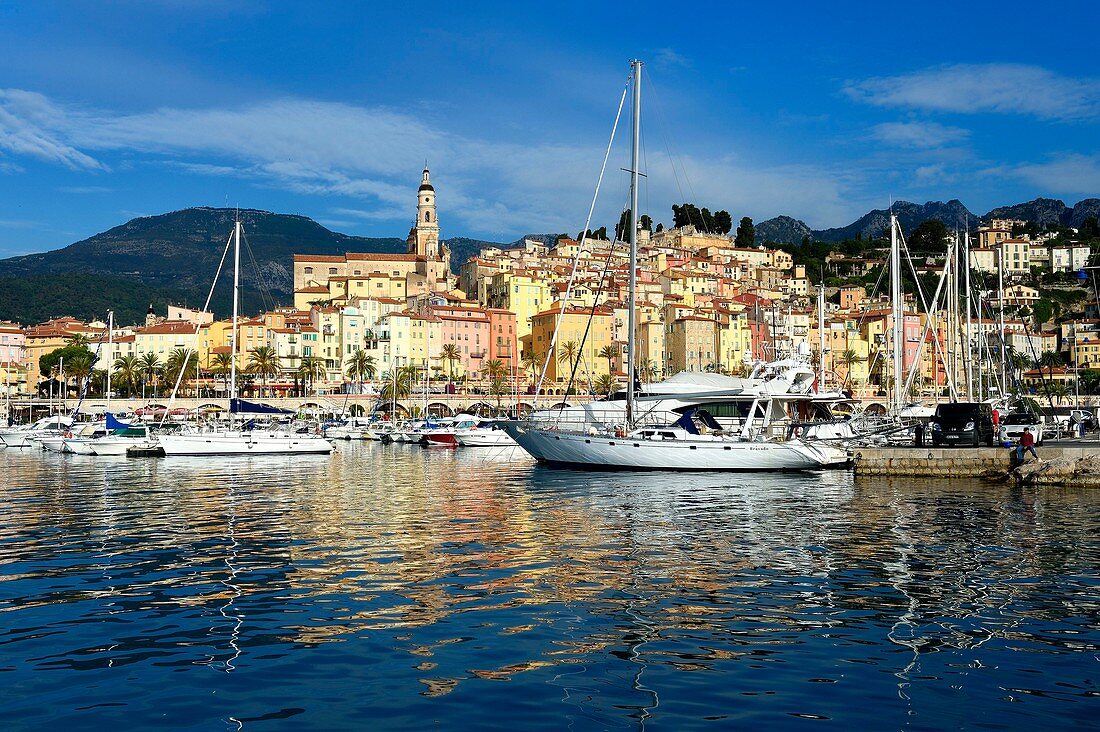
[1,196,1097,325]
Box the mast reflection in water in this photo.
[0,444,1096,730]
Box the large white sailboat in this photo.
[155,220,333,457]
[502,60,849,471]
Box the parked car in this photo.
[998,412,1044,445]
[1051,407,1095,431]
[930,402,996,447]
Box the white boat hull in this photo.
[158,431,333,456]
[62,438,98,455]
[502,423,848,471]
[456,431,518,447]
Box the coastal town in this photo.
[1,167,1098,415]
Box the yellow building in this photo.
[529,306,613,382]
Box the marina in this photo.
[0,441,1097,730]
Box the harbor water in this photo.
[1,443,1097,730]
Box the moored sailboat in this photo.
[502,60,848,471]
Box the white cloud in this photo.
[1010,154,1100,194]
[0,90,107,170]
[0,88,857,235]
[654,48,691,68]
[870,121,970,149]
[846,64,1100,121]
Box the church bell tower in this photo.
[408,166,441,258]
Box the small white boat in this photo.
[455,421,518,447]
[0,415,73,448]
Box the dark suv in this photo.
[930,402,996,447]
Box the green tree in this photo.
[484,359,506,381]
[714,210,733,235]
[557,340,580,379]
[639,214,653,231]
[246,345,281,397]
[520,349,542,387]
[207,352,234,396]
[908,219,949,253]
[40,344,96,390]
[598,344,617,376]
[440,342,461,381]
[615,209,633,241]
[838,348,864,383]
[1032,298,1053,327]
[734,217,755,247]
[164,348,198,396]
[593,373,615,397]
[297,356,325,397]
[66,351,95,395]
[380,366,417,403]
[488,375,509,414]
[112,354,142,397]
[137,352,162,397]
[345,349,377,393]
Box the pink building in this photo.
[0,322,25,366]
[431,304,491,377]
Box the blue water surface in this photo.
[0,443,1097,730]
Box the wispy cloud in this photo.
[846,64,1100,121]
[653,48,691,68]
[0,90,108,170]
[870,121,970,149]
[0,88,856,234]
[1009,153,1100,194]
[56,185,113,194]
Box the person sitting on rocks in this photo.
[1016,427,1038,462]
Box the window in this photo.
[425,211,431,222]
[304,267,313,275]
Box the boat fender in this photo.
[615,428,627,439]
[64,431,73,439]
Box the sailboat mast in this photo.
[106,310,113,414]
[964,225,973,399]
[997,246,1006,396]
[230,220,241,410]
[817,284,825,388]
[890,213,903,412]
[625,59,641,428]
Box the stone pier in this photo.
[853,445,1100,486]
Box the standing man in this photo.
[1017,426,1038,462]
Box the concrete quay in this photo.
[853,444,1100,487]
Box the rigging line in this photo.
[557,209,630,415]
[159,228,235,426]
[641,67,689,216]
[240,228,275,313]
[533,78,630,405]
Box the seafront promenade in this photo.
[5,392,596,417]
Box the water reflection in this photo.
[0,444,1096,730]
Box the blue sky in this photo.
[0,0,1097,257]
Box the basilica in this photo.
[292,167,455,308]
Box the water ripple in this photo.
[0,444,1096,730]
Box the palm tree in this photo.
[113,355,141,397]
[380,366,417,403]
[137,352,162,398]
[247,346,280,397]
[598,344,617,376]
[66,352,95,396]
[65,333,90,349]
[488,375,509,414]
[557,340,579,381]
[1049,381,1069,405]
[298,356,325,397]
[345,349,377,394]
[440,343,461,382]
[838,348,864,384]
[637,357,656,384]
[520,349,541,387]
[208,352,234,396]
[484,359,506,381]
[164,348,198,396]
[594,373,615,397]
